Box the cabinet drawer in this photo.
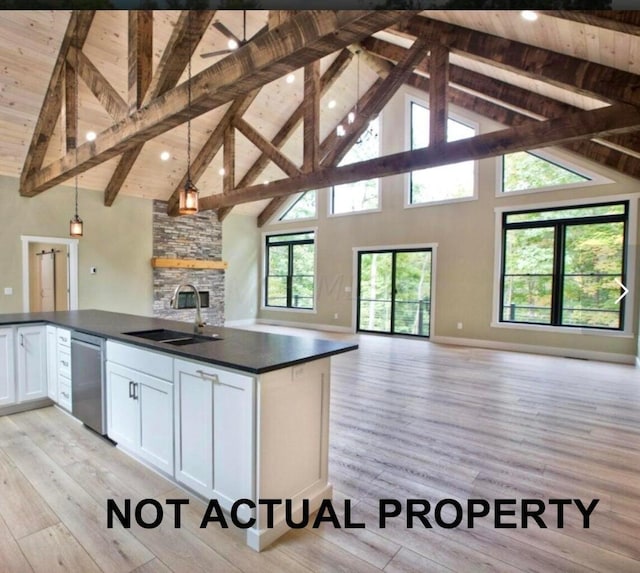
[58,376,71,411]
[57,328,71,347]
[58,348,71,378]
[106,341,173,381]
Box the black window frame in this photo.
[265,231,315,310]
[499,200,628,331]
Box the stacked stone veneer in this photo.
[152,200,224,326]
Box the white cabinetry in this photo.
[56,328,72,410]
[0,327,15,406]
[46,326,57,401]
[16,325,47,403]
[106,342,174,475]
[173,359,254,511]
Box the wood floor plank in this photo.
[0,448,59,539]
[3,436,154,573]
[130,558,174,573]
[18,523,101,573]
[0,512,35,573]
[383,547,453,573]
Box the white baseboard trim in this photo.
[224,318,257,327]
[431,335,635,365]
[256,318,353,334]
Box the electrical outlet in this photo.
[4,287,12,295]
[334,313,339,319]
[457,322,463,330]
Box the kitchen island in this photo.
[0,310,358,550]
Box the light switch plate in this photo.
[4,287,12,295]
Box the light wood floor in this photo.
[1,332,640,572]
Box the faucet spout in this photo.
[170,283,206,333]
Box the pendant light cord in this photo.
[186,11,192,182]
[74,13,79,218]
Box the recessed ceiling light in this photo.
[521,10,538,21]
[228,39,239,50]
[328,100,336,109]
[286,74,295,84]
[218,167,225,176]
[86,131,97,142]
[160,151,170,161]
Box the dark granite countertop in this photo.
[0,310,358,374]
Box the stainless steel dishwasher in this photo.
[71,331,107,435]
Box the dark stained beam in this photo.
[540,10,640,36]
[68,46,128,122]
[407,73,640,181]
[143,10,215,107]
[21,11,95,187]
[240,49,353,190]
[166,91,258,215]
[223,124,235,194]
[128,10,153,113]
[64,62,77,154]
[303,61,320,172]
[404,16,640,106]
[23,10,413,198]
[200,103,640,211]
[321,36,427,168]
[107,10,213,207]
[429,44,448,146]
[250,50,353,225]
[234,117,301,178]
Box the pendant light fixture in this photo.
[70,14,83,237]
[178,11,199,215]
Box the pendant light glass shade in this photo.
[70,213,83,237]
[179,179,199,215]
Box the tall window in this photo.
[331,117,380,214]
[265,231,315,309]
[409,101,476,205]
[500,202,627,329]
[279,191,317,221]
[502,151,590,193]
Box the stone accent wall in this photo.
[152,200,224,326]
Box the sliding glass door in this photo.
[357,249,432,337]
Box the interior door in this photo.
[357,249,432,337]
[39,252,55,312]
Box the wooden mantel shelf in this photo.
[151,257,228,270]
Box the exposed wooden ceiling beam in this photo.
[540,10,640,35]
[321,37,427,168]
[223,124,235,194]
[128,11,153,113]
[22,10,412,198]
[251,50,353,225]
[200,103,640,211]
[404,16,640,106]
[107,11,213,207]
[20,11,94,187]
[429,45,448,146]
[68,46,128,122]
[64,62,77,153]
[166,91,258,216]
[142,10,216,107]
[407,74,640,181]
[365,36,640,161]
[303,61,320,172]
[234,117,301,178]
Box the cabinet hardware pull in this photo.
[20,334,24,347]
[196,370,219,384]
[61,360,69,367]
[133,382,138,400]
[129,380,134,398]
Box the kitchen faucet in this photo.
[170,283,206,334]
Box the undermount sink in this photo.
[123,329,222,346]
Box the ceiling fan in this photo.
[200,11,266,59]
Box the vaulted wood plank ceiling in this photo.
[3,9,640,224]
